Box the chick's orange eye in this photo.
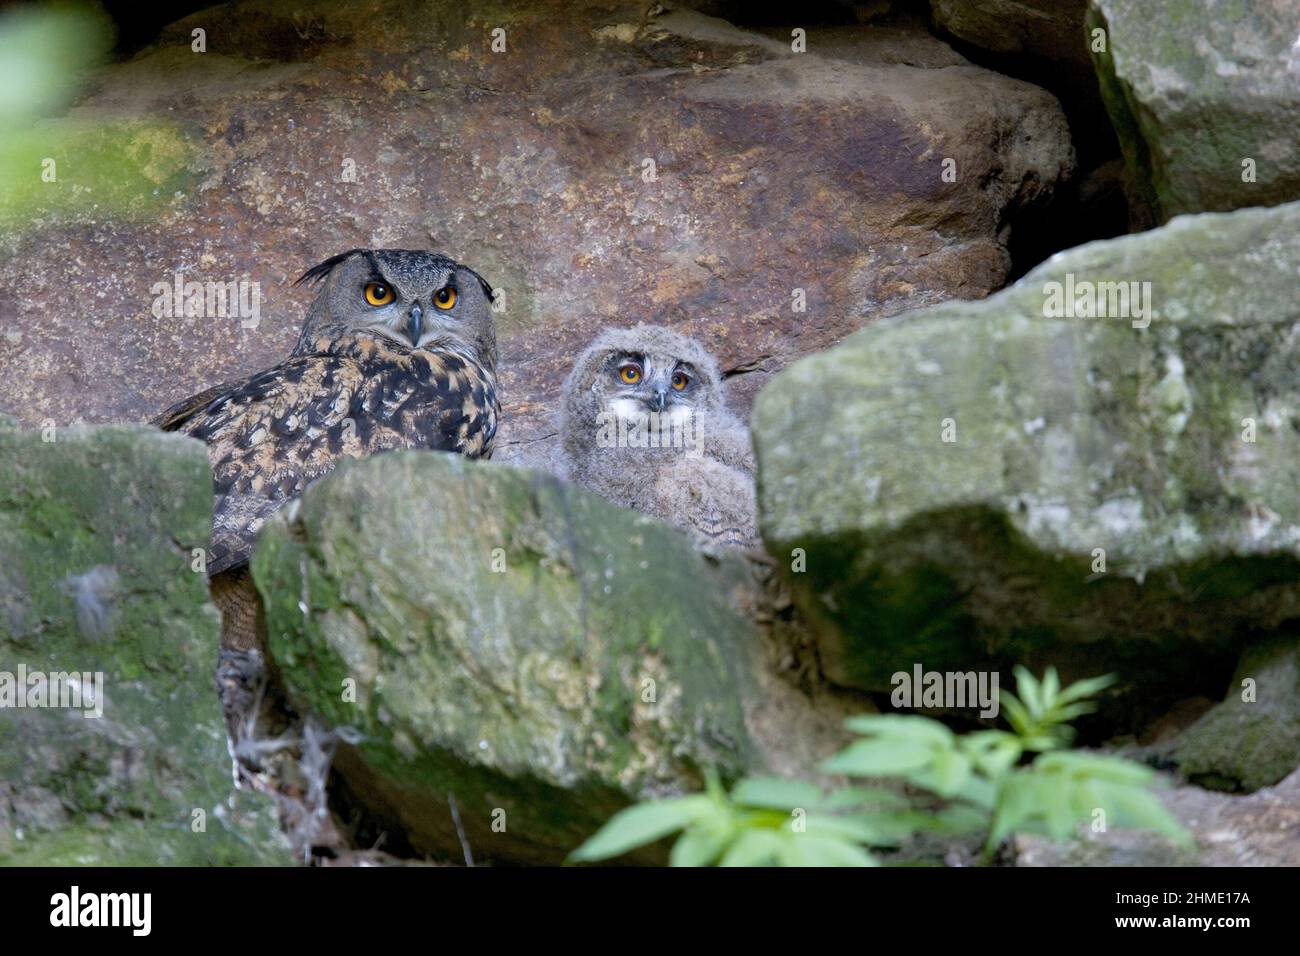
[364,282,395,306]
[434,286,457,310]
[671,372,689,390]
[618,363,641,384]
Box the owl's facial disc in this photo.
[294,250,498,371]
[607,353,698,418]
[362,273,463,350]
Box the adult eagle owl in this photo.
[153,249,499,654]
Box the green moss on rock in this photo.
[1168,636,1300,792]
[252,452,762,865]
[0,422,293,866]
[753,202,1300,717]
[1088,0,1300,223]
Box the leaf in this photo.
[798,812,892,845]
[1055,673,1117,706]
[780,835,877,867]
[821,787,910,810]
[931,802,991,835]
[669,825,727,867]
[918,748,973,797]
[734,807,797,832]
[830,809,934,845]
[987,769,1040,848]
[1049,701,1099,724]
[1014,666,1042,716]
[1041,666,1060,707]
[997,750,1191,849]
[952,771,999,810]
[718,829,786,867]
[999,692,1033,738]
[962,731,1022,778]
[703,767,727,801]
[1042,772,1080,840]
[1105,785,1193,846]
[1038,751,1154,785]
[1021,731,1068,753]
[731,777,823,810]
[822,738,935,778]
[569,795,715,862]
[845,714,954,745]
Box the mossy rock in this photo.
[752,201,1300,716]
[1088,0,1300,224]
[253,452,763,865]
[0,422,292,865]
[1167,636,1300,792]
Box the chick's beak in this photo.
[650,385,668,412]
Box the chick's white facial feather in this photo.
[607,397,645,423]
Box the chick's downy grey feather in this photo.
[560,323,757,549]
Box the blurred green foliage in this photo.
[0,2,190,224]
[572,667,1192,866]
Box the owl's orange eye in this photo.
[671,371,689,390]
[618,363,641,385]
[434,286,457,310]
[364,282,395,306]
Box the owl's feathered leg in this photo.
[209,565,267,654]
[209,566,280,750]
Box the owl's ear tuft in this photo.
[458,264,495,302]
[295,249,367,287]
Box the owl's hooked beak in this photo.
[402,303,424,345]
[648,384,669,412]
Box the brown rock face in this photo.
[929,0,1091,64]
[0,2,1072,467]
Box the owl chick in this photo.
[560,324,758,549]
[153,249,500,653]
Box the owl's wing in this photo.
[706,414,756,475]
[160,351,498,576]
[657,456,758,550]
[151,380,244,431]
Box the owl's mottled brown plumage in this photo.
[156,335,497,575]
[154,249,499,651]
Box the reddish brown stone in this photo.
[0,2,1073,470]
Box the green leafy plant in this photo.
[828,669,1190,855]
[570,771,916,866]
[570,667,1191,865]
[1000,668,1115,750]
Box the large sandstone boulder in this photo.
[925,1,1113,162]
[1089,0,1300,224]
[251,451,770,864]
[0,0,1073,471]
[752,200,1300,714]
[0,422,291,865]
[926,0,1123,266]
[931,0,1090,65]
